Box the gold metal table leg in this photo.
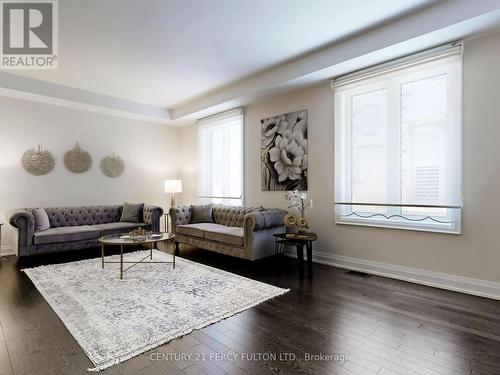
[173,240,176,269]
[120,244,123,279]
[150,242,153,260]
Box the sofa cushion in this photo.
[120,202,144,223]
[92,222,148,236]
[204,225,244,246]
[33,225,101,245]
[191,204,213,223]
[176,223,212,238]
[177,223,244,247]
[33,208,50,231]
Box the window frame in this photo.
[334,48,463,234]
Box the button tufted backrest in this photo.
[175,206,192,224]
[212,206,264,227]
[45,206,123,228]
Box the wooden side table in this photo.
[274,232,317,271]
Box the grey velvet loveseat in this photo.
[9,205,163,257]
[169,205,287,260]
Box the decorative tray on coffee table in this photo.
[119,228,163,242]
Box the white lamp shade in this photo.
[164,179,182,194]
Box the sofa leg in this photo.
[174,241,180,255]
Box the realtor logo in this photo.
[1,0,58,69]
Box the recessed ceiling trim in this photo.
[1,0,500,126]
[0,72,172,124]
[171,0,500,120]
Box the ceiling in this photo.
[11,0,436,107]
[3,0,500,124]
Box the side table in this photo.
[274,232,317,271]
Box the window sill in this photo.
[335,215,461,235]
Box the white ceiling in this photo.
[4,0,500,124]
[11,0,436,107]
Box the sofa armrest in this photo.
[9,209,35,250]
[243,209,287,260]
[143,205,164,232]
[244,209,287,232]
[169,206,192,233]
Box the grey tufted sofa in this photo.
[9,205,163,257]
[169,205,287,260]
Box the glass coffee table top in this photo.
[99,232,174,245]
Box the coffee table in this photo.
[99,233,175,279]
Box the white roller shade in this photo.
[197,108,243,205]
[333,44,463,233]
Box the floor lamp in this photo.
[164,179,183,232]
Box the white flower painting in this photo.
[261,110,308,191]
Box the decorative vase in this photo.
[297,217,309,234]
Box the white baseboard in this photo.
[0,245,15,257]
[285,249,500,301]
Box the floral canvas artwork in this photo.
[261,110,308,191]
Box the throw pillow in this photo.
[33,208,50,231]
[191,204,213,223]
[120,202,144,223]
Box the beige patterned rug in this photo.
[23,250,289,371]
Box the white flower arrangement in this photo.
[284,189,313,218]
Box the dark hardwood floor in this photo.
[1,246,500,375]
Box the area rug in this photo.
[23,250,289,371]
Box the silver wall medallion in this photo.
[100,153,125,178]
[21,145,55,176]
[64,142,92,173]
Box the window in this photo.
[197,108,243,206]
[334,45,462,233]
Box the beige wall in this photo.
[178,124,198,206]
[180,31,500,283]
[0,97,179,253]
